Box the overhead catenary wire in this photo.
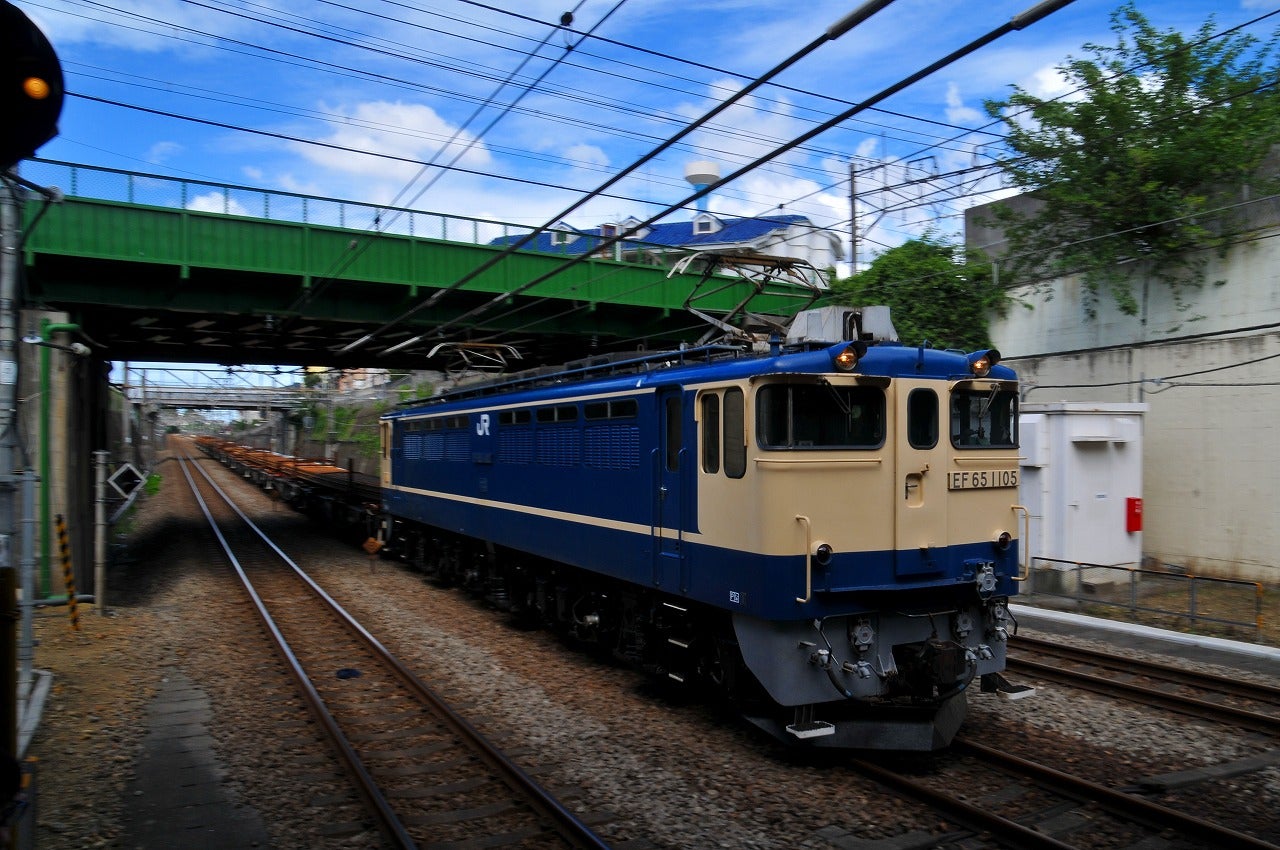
[282,0,600,316]
[44,0,1280,248]
[44,0,1276,361]
[46,5,880,218]
[46,0,923,188]
[51,0,1224,252]
[338,0,909,355]
[354,0,1076,357]
[61,0,1274,339]
[783,5,1280,263]
[440,0,1279,343]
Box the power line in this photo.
[347,0,1075,357]
[52,0,919,181]
[338,0,907,355]
[284,1,599,315]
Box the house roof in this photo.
[488,213,822,254]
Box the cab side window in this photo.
[724,387,746,479]
[908,389,938,449]
[701,393,721,473]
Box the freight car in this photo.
[378,306,1029,751]
[196,438,381,546]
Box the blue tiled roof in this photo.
[488,214,814,255]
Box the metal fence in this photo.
[19,158,539,247]
[1026,556,1265,639]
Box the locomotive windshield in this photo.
[757,382,884,449]
[951,387,1018,449]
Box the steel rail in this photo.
[1012,634,1280,701]
[954,738,1279,850]
[849,758,1076,850]
[179,450,611,850]
[1008,638,1280,736]
[176,453,417,847]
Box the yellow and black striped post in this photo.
[55,514,79,632]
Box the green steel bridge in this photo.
[16,160,823,371]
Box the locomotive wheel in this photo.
[699,635,742,700]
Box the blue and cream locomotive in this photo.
[379,306,1026,750]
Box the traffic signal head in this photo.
[2,1,64,170]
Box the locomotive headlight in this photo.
[968,348,1001,377]
[831,341,866,372]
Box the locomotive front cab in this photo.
[712,343,1026,749]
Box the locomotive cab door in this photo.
[893,384,949,576]
[380,420,392,489]
[652,386,687,590]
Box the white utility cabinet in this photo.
[1018,402,1147,569]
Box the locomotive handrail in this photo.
[757,457,881,465]
[795,515,814,603]
[1010,505,1030,581]
[422,343,748,404]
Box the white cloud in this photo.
[945,83,984,125]
[1027,64,1078,101]
[146,141,183,163]
[855,138,880,160]
[187,191,249,216]
[286,100,495,208]
[29,1,245,55]
[562,144,610,169]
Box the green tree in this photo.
[833,235,1003,351]
[983,3,1280,315]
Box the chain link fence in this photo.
[1026,556,1267,641]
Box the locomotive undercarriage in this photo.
[384,516,1017,751]
[384,517,758,707]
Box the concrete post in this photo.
[93,450,107,615]
[1,174,22,758]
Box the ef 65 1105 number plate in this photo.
[948,469,1018,490]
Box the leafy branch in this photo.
[982,2,1280,315]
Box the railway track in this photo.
[176,450,612,850]
[1008,633,1280,736]
[853,736,1277,849]
[179,437,1276,848]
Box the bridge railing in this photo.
[127,386,307,409]
[20,158,542,248]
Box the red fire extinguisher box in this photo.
[1125,497,1143,533]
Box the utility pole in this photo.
[848,159,858,275]
[1,172,22,761]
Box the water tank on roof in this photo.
[685,160,720,212]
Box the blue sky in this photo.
[18,0,1278,277]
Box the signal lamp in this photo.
[968,349,1001,378]
[23,76,51,100]
[994,531,1013,552]
[2,1,65,170]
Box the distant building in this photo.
[967,186,1280,584]
[489,212,843,276]
[334,368,391,393]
